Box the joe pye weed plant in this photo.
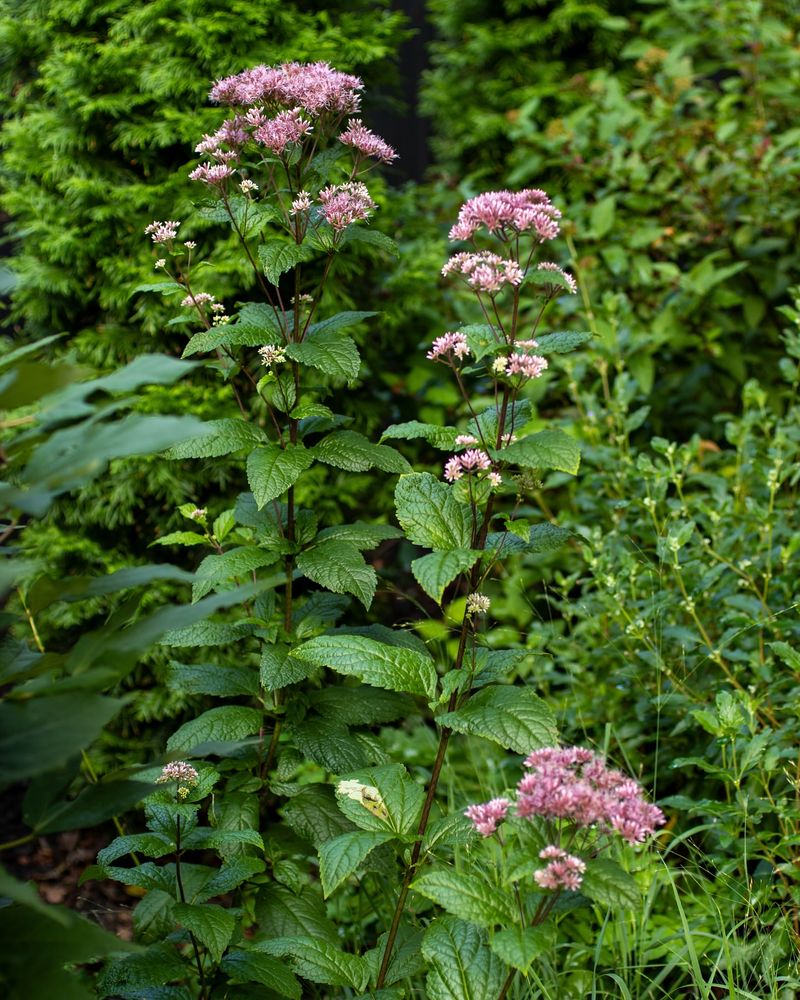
[89,63,665,999]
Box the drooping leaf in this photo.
[412,870,516,928]
[296,540,377,609]
[173,902,235,963]
[318,830,397,897]
[258,240,315,285]
[165,418,266,459]
[534,331,592,354]
[411,549,481,604]
[166,706,262,753]
[381,421,460,450]
[422,917,506,1000]
[495,429,581,475]
[314,431,410,473]
[285,330,361,381]
[220,949,302,999]
[315,522,403,549]
[247,443,314,508]
[437,686,558,753]
[394,473,472,551]
[192,546,278,601]
[291,635,437,700]
[254,937,370,992]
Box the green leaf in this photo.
[291,635,437,699]
[151,531,206,548]
[247,443,314,508]
[182,320,282,358]
[412,870,516,928]
[281,784,356,847]
[336,763,425,834]
[581,858,641,909]
[590,195,616,237]
[341,227,400,257]
[411,549,481,604]
[192,546,278,601]
[25,779,156,836]
[495,428,581,475]
[437,686,558,753]
[0,694,124,782]
[296,539,377,609]
[285,330,361,380]
[97,944,185,997]
[291,719,371,772]
[318,830,397,897]
[490,926,553,973]
[381,421,460,450]
[306,311,376,337]
[422,917,506,1000]
[97,833,173,866]
[534,331,592,354]
[316,522,403,549]
[254,937,370,992]
[132,889,177,946]
[132,280,184,297]
[159,620,254,648]
[311,685,415,725]
[485,523,573,555]
[255,884,338,945]
[260,643,314,691]
[164,418,265,459]
[167,661,259,698]
[461,323,501,361]
[394,473,472,550]
[195,858,266,902]
[221,949,301,999]
[173,902,234,963]
[258,240,314,285]
[314,430,411,473]
[167,706,262,753]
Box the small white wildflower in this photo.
[492,356,507,375]
[240,178,259,194]
[259,344,287,366]
[466,593,491,615]
[184,241,197,249]
[156,761,199,786]
[189,507,207,521]
[154,258,166,269]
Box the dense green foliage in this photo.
[2,1,800,997]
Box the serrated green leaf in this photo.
[336,763,425,834]
[167,706,261,753]
[132,280,183,296]
[292,719,371,772]
[192,546,278,601]
[285,330,360,380]
[581,858,641,909]
[462,323,501,361]
[173,902,234,963]
[97,833,173,866]
[381,421,460,450]
[437,686,558,752]
[341,227,399,257]
[150,531,206,547]
[490,926,553,973]
[534,331,592,354]
[258,240,314,285]
[195,858,265,902]
[254,937,370,991]
[412,870,516,927]
[159,620,254,648]
[411,549,481,604]
[291,635,436,699]
[316,522,403,549]
[314,430,411,473]
[255,884,339,945]
[281,785,355,847]
[296,539,377,609]
[422,917,506,1000]
[182,320,283,358]
[221,949,301,999]
[496,429,581,475]
[394,473,472,551]
[260,643,314,691]
[165,418,265,459]
[485,523,573,555]
[166,661,259,698]
[318,830,397,897]
[247,443,314,508]
[311,686,416,725]
[306,311,376,337]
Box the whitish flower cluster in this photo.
[145,220,180,243]
[258,344,287,366]
[156,761,199,799]
[466,593,491,615]
[442,251,523,293]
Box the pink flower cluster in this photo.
[504,353,548,379]
[442,251,523,293]
[449,189,562,242]
[465,798,511,837]
[318,181,376,230]
[339,119,397,163]
[253,108,313,153]
[444,449,492,482]
[188,162,234,186]
[210,61,363,115]
[537,261,578,294]
[516,747,665,844]
[533,846,586,891]
[181,292,215,308]
[145,220,180,243]
[427,332,470,362]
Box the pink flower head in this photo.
[189,163,234,186]
[339,119,397,163]
[145,220,180,243]
[449,189,561,242]
[537,261,577,294]
[427,332,470,362]
[534,847,586,891]
[318,181,376,230]
[504,353,548,379]
[253,109,313,154]
[515,746,665,844]
[442,251,523,293]
[465,797,511,837]
[181,292,216,309]
[291,191,313,215]
[210,61,363,116]
[455,434,479,446]
[443,449,492,482]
